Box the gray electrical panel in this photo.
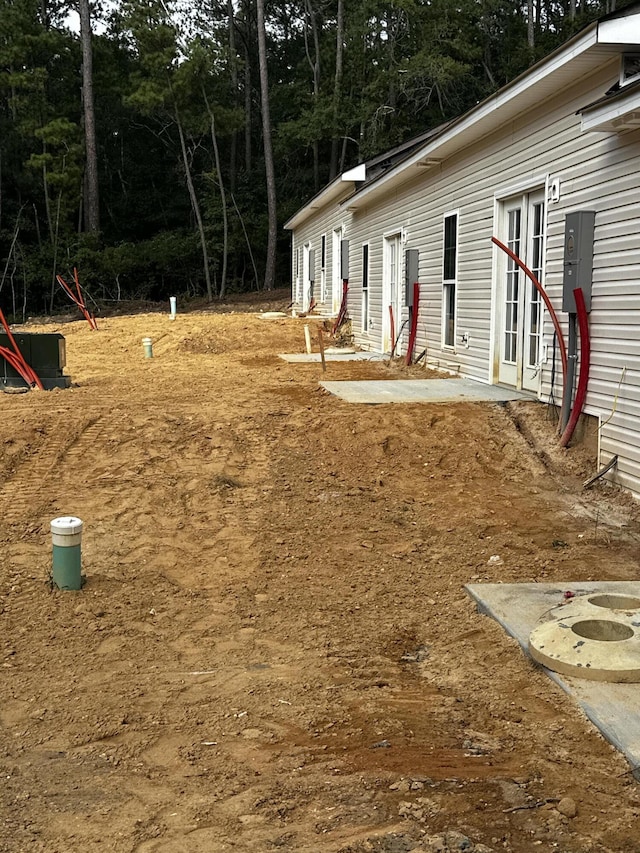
[562,211,595,313]
[405,249,419,307]
[308,249,315,282]
[340,239,349,280]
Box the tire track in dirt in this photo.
[0,416,98,526]
[62,411,129,465]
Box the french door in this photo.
[332,227,343,315]
[498,191,545,392]
[382,233,403,354]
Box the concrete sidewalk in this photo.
[319,377,531,404]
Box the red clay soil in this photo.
[0,302,639,853]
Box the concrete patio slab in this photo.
[466,581,640,779]
[319,378,531,404]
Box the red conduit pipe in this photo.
[559,287,590,448]
[332,280,349,335]
[57,273,98,330]
[0,346,37,388]
[491,237,568,394]
[389,305,395,357]
[0,309,43,389]
[405,281,420,365]
[73,268,98,330]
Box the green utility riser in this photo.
[52,543,82,590]
[50,516,83,591]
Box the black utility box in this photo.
[0,332,71,390]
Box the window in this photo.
[362,244,370,332]
[294,246,301,304]
[621,53,640,87]
[504,208,521,363]
[527,201,545,368]
[320,234,326,303]
[442,213,458,347]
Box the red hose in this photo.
[559,288,590,448]
[491,236,567,392]
[0,310,43,389]
[0,346,36,388]
[405,282,420,365]
[57,272,98,330]
[332,280,349,335]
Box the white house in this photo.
[284,3,640,499]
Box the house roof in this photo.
[282,124,448,231]
[285,2,640,229]
[579,74,640,131]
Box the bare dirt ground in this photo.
[1,296,640,853]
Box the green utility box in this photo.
[0,332,71,390]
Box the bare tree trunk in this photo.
[227,0,238,193]
[49,191,62,312]
[42,159,53,242]
[21,254,27,323]
[0,206,23,298]
[304,0,321,191]
[231,193,259,290]
[329,0,344,180]
[203,88,229,300]
[527,0,535,50]
[79,0,100,232]
[256,0,277,291]
[175,109,214,301]
[244,39,252,174]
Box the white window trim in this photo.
[442,210,459,350]
[294,245,302,304]
[494,175,548,201]
[320,234,327,303]
[362,242,370,333]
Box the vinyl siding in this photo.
[289,53,640,498]
[290,204,353,315]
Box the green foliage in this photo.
[1,0,634,314]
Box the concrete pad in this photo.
[279,352,386,363]
[466,581,640,778]
[319,378,531,404]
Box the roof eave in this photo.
[283,176,356,231]
[344,22,618,211]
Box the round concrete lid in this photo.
[539,593,640,624]
[529,614,640,682]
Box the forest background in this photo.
[0,0,631,317]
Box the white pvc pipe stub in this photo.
[170,296,177,319]
[51,515,83,545]
[142,337,153,358]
